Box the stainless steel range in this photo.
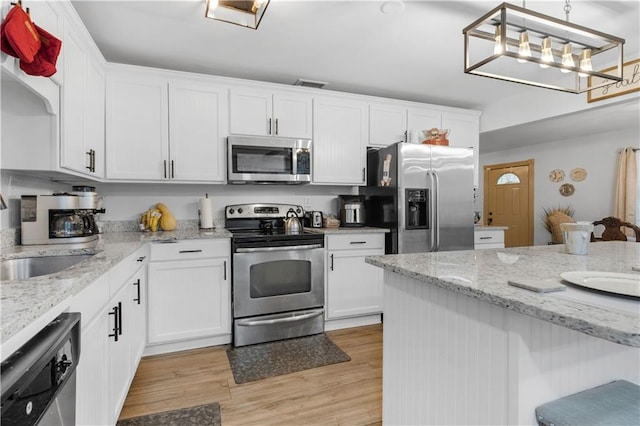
[226,203,325,347]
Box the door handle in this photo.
[108,305,119,341]
[236,309,324,327]
[432,170,440,251]
[133,279,141,304]
[223,260,227,281]
[117,301,123,336]
[330,253,334,271]
[236,244,323,253]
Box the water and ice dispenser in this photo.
[405,189,428,229]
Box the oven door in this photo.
[232,243,324,319]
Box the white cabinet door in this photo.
[60,18,87,175]
[229,88,272,136]
[369,103,407,146]
[106,73,169,180]
[148,257,230,344]
[272,92,312,138]
[442,111,480,186]
[327,249,384,319]
[85,59,105,177]
[75,304,110,426]
[107,283,133,425]
[229,89,312,138]
[169,80,228,182]
[407,107,442,135]
[313,97,368,185]
[129,267,147,366]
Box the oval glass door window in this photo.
[496,172,521,185]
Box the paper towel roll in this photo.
[199,196,214,229]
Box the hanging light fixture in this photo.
[205,0,270,29]
[539,36,554,68]
[462,1,625,93]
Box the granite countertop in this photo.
[305,226,389,234]
[366,242,640,347]
[1,229,232,347]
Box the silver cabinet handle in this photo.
[236,244,323,253]
[236,309,323,327]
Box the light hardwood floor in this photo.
[119,324,382,425]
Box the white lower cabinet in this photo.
[474,228,506,249]
[72,246,148,425]
[325,234,384,320]
[147,239,231,355]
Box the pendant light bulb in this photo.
[539,37,554,68]
[517,31,532,63]
[561,43,575,73]
[578,48,592,77]
[493,24,503,55]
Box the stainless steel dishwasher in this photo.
[1,312,81,426]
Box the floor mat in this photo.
[116,402,221,426]
[226,333,351,384]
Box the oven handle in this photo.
[235,244,323,253]
[235,309,324,327]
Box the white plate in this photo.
[560,271,640,298]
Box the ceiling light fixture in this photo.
[204,0,270,30]
[462,1,625,93]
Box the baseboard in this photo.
[324,314,382,331]
[143,334,232,356]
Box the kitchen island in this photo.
[366,242,639,425]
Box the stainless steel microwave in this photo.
[227,135,312,184]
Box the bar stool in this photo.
[535,380,640,426]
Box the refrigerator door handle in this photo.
[427,171,435,251]
[432,170,441,251]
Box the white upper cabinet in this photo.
[169,79,228,182]
[105,67,227,182]
[369,103,408,147]
[106,71,169,180]
[407,107,443,136]
[60,15,105,178]
[313,96,368,185]
[229,88,312,138]
[442,111,480,186]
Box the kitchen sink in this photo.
[1,254,95,281]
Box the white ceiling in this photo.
[71,0,640,151]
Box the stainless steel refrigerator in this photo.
[360,142,474,254]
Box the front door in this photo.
[484,160,534,247]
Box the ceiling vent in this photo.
[293,79,328,89]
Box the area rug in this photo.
[116,402,221,426]
[226,333,351,384]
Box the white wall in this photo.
[478,127,638,245]
[0,169,358,230]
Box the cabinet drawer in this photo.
[327,233,385,250]
[109,245,149,296]
[150,239,230,261]
[474,230,504,245]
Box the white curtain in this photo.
[614,147,638,236]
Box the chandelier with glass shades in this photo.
[462,1,625,93]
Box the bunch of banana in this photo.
[140,208,162,232]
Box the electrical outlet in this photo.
[303,197,311,207]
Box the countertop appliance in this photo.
[1,312,81,426]
[227,135,312,184]
[338,195,365,227]
[304,211,323,228]
[360,142,474,254]
[20,194,104,245]
[226,203,325,347]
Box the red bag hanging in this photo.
[19,23,61,77]
[0,4,41,63]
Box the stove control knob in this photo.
[296,208,302,214]
[238,208,243,214]
[228,208,235,215]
